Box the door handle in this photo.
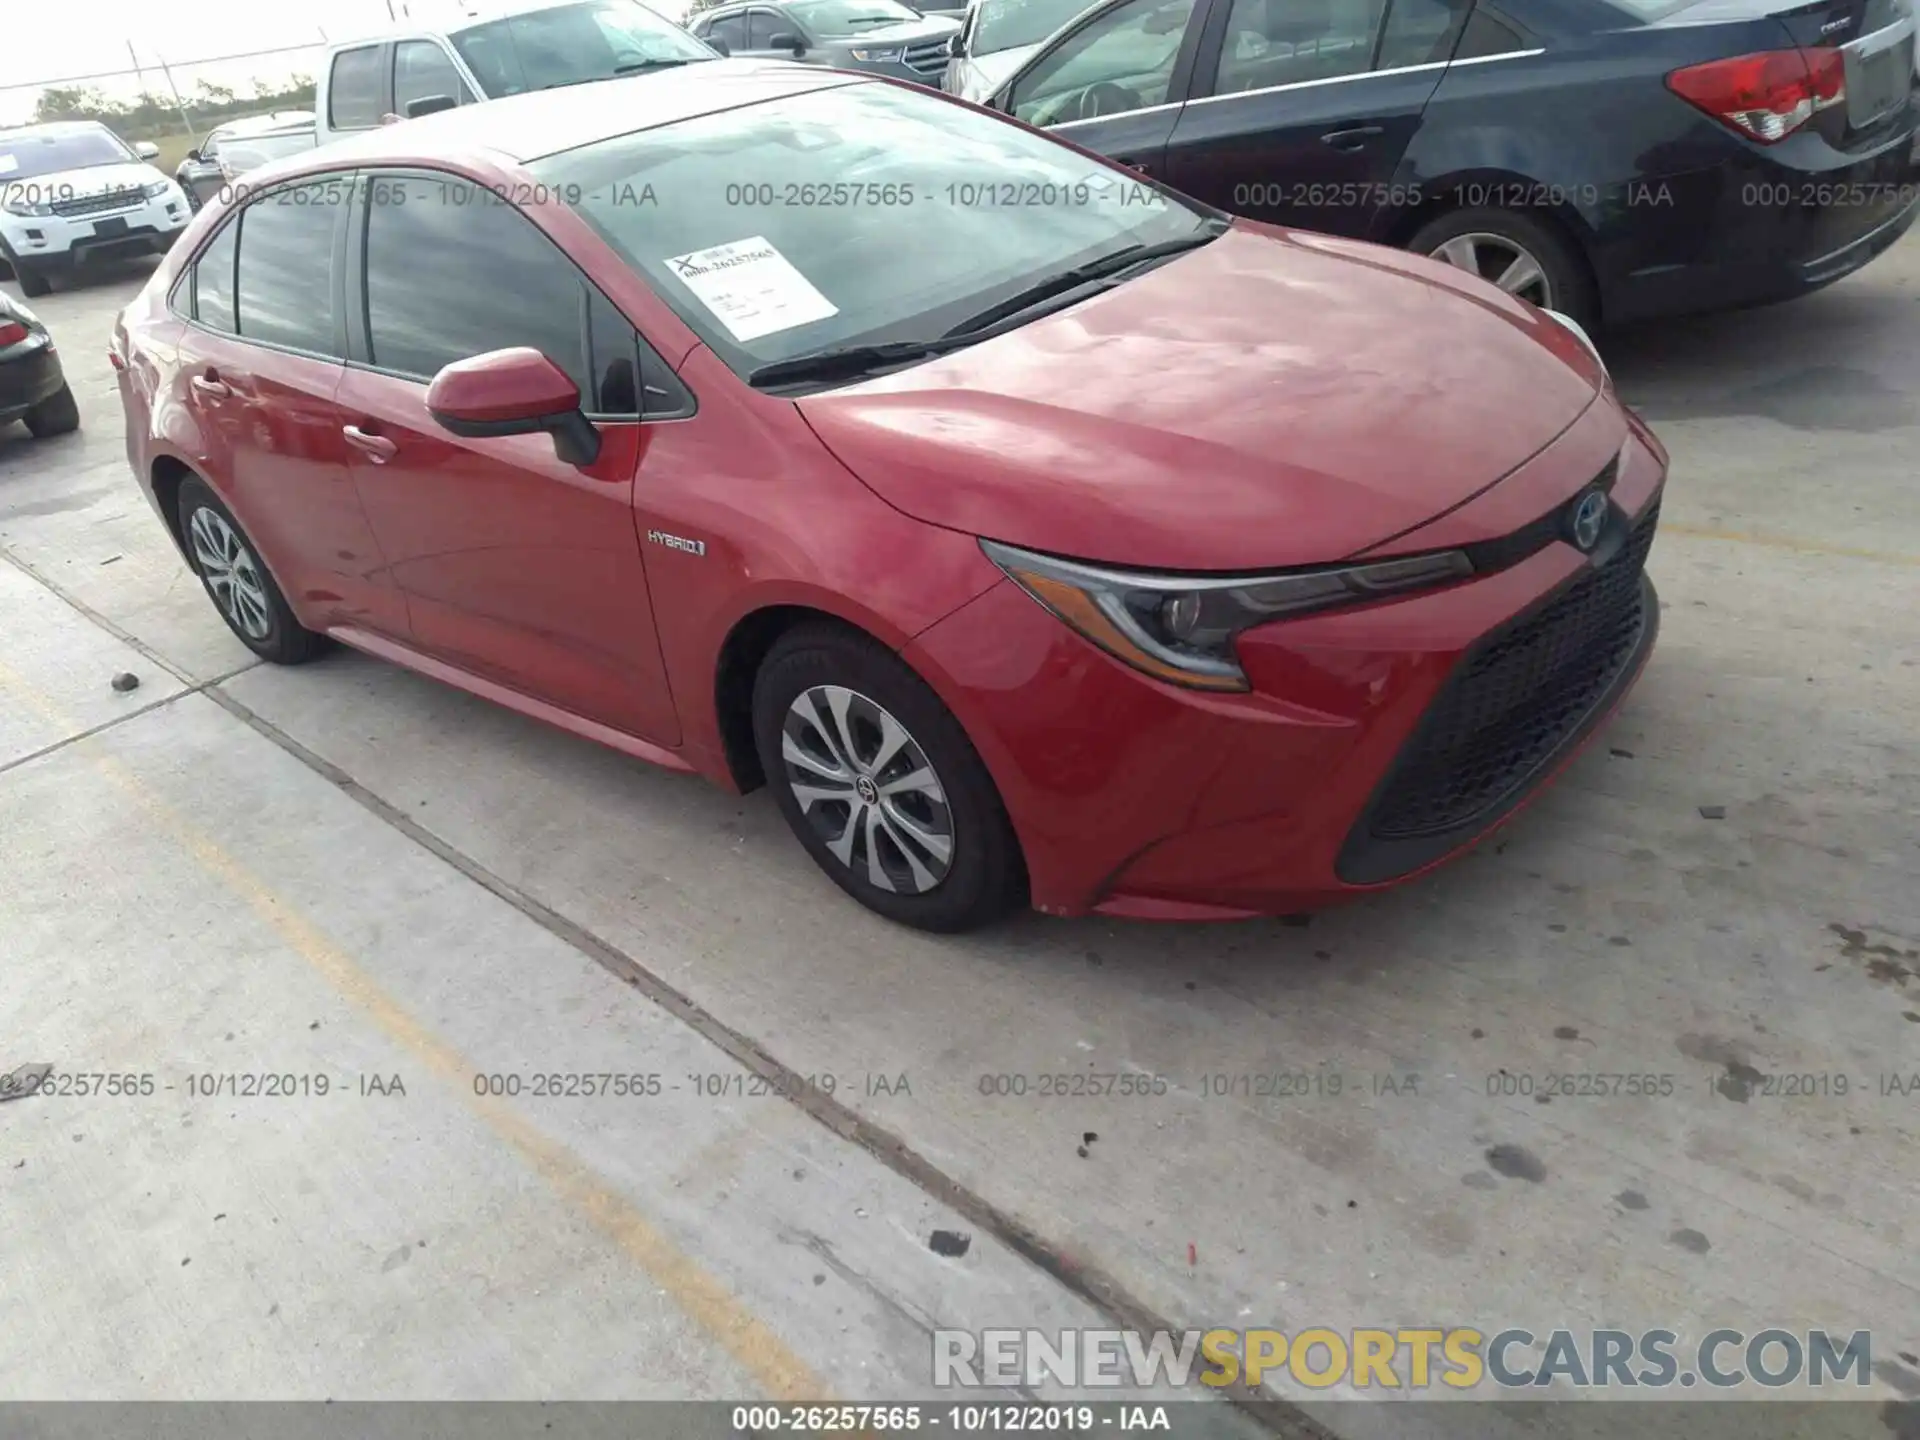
[1320,124,1385,150]
[190,374,230,399]
[342,424,398,462]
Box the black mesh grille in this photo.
[1369,500,1659,840]
[49,188,147,219]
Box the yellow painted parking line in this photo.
[0,658,827,1403]
[1660,522,1920,568]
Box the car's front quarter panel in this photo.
[635,347,1009,788]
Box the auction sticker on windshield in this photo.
[663,236,838,342]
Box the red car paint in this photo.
[113,67,1664,922]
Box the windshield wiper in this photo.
[613,56,704,73]
[747,336,981,389]
[940,221,1227,338]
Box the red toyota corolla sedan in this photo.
[112,61,1666,933]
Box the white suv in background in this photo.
[0,122,191,297]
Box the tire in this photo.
[1409,206,1596,330]
[176,476,326,665]
[23,383,79,438]
[16,262,52,299]
[752,622,1025,932]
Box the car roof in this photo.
[327,0,622,46]
[304,58,860,166]
[0,120,115,140]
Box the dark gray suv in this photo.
[689,0,960,83]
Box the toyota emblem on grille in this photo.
[1568,489,1609,553]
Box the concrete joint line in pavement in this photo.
[1659,522,1920,567]
[3,535,1336,1440]
[0,657,826,1405]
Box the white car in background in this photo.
[942,0,1099,102]
[0,122,191,297]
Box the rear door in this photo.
[1164,0,1466,236]
[335,171,681,746]
[174,176,409,638]
[999,0,1210,179]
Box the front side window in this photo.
[361,174,592,396]
[328,46,386,128]
[0,126,135,181]
[781,0,920,33]
[394,40,475,116]
[974,0,1099,56]
[234,181,346,354]
[533,80,1213,379]
[1009,0,1197,124]
[703,11,750,45]
[1211,0,1383,93]
[450,0,714,97]
[193,220,239,333]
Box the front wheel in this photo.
[752,623,1025,932]
[176,477,326,665]
[15,261,52,299]
[1409,207,1596,329]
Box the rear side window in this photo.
[394,40,473,116]
[192,220,239,333]
[235,181,347,355]
[1452,6,1528,55]
[1211,0,1384,94]
[1376,0,1472,69]
[328,46,386,128]
[362,174,591,395]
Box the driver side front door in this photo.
[999,0,1210,181]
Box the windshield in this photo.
[974,0,1094,53]
[0,127,135,181]
[451,0,714,96]
[785,0,923,31]
[531,80,1211,380]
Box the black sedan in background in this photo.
[0,292,77,439]
[982,0,1920,326]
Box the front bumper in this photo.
[2,192,191,270]
[903,408,1667,920]
[0,339,66,423]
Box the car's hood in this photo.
[8,161,168,198]
[826,15,959,43]
[798,222,1606,572]
[954,44,1038,99]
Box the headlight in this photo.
[2,197,53,217]
[849,45,906,60]
[982,539,1474,691]
[1542,308,1605,376]
[143,179,173,199]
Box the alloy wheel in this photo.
[188,505,273,641]
[1428,232,1553,309]
[780,684,954,895]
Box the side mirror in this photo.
[427,348,602,467]
[405,93,459,118]
[185,148,203,163]
[769,31,805,52]
[947,32,963,55]
[134,141,161,160]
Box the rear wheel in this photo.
[752,623,1024,932]
[1410,207,1595,329]
[176,477,326,664]
[23,383,79,438]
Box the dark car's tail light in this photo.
[1667,48,1846,143]
[0,321,29,347]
